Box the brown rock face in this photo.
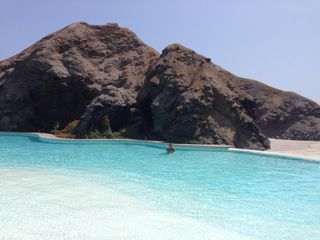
[233,78,320,140]
[138,44,270,149]
[0,22,319,148]
[0,22,158,132]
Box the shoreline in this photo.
[269,138,320,160]
[0,131,319,161]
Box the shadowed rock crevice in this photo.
[137,97,155,135]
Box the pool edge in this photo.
[228,148,320,162]
[1,131,319,162]
[0,131,231,149]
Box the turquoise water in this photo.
[0,133,319,239]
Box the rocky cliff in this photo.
[138,44,269,149]
[0,22,319,149]
[0,22,158,133]
[233,78,320,140]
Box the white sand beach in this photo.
[269,138,320,159]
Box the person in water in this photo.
[167,143,175,153]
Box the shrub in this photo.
[111,128,129,139]
[183,139,200,144]
[56,120,79,138]
[85,114,113,139]
[100,115,112,137]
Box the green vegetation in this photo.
[88,127,145,140]
[56,120,79,138]
[84,114,112,139]
[55,114,143,140]
[167,136,201,144]
[183,139,200,144]
[86,128,129,139]
[110,128,129,139]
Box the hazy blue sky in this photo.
[0,0,319,102]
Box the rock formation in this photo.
[233,78,320,140]
[0,22,319,149]
[138,44,270,149]
[0,22,158,132]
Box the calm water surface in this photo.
[0,134,319,240]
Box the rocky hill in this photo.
[0,22,158,132]
[0,22,319,149]
[138,44,269,149]
[233,78,320,140]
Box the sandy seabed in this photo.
[0,167,251,240]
